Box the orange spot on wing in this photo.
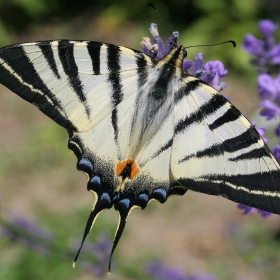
[116,159,140,179]
[130,161,140,179]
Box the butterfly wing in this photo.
[0,40,150,132]
[171,76,280,213]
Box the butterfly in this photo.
[0,22,280,273]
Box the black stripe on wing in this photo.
[58,41,91,118]
[87,41,103,75]
[135,52,148,87]
[179,126,263,163]
[38,42,61,79]
[107,44,123,145]
[175,94,227,134]
[208,106,241,130]
[178,171,280,214]
[174,79,200,103]
[229,147,271,161]
[0,43,76,131]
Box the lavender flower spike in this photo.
[270,44,280,64]
[192,53,204,76]
[238,204,273,218]
[203,60,228,91]
[258,74,280,100]
[238,204,255,215]
[259,19,278,37]
[272,145,280,163]
[141,23,178,59]
[146,261,218,280]
[243,34,265,57]
[260,100,280,120]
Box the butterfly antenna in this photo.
[185,40,236,49]
[145,3,174,39]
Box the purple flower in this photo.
[1,215,54,255]
[258,74,280,100]
[238,204,273,218]
[146,262,186,280]
[270,44,280,64]
[183,59,193,72]
[203,60,228,90]
[243,34,265,57]
[259,20,278,37]
[192,53,204,75]
[243,19,280,71]
[146,261,217,280]
[75,234,112,277]
[141,23,178,59]
[165,31,179,56]
[260,100,280,120]
[238,204,255,215]
[276,124,280,138]
[186,52,228,90]
[252,122,268,143]
[272,144,280,163]
[258,209,273,218]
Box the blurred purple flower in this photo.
[146,261,217,280]
[259,20,278,37]
[243,19,280,70]
[276,124,280,138]
[260,100,280,120]
[75,234,112,277]
[272,144,280,162]
[1,215,54,255]
[258,74,280,100]
[238,204,273,218]
[183,59,193,72]
[147,262,186,280]
[252,122,268,143]
[192,53,204,75]
[203,60,228,90]
[238,204,255,215]
[187,52,228,91]
[258,209,273,218]
[243,34,265,57]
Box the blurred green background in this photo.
[0,0,280,279]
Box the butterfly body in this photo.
[0,38,280,271]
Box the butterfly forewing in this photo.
[0,40,152,132]
[171,76,280,213]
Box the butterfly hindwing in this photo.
[171,76,280,213]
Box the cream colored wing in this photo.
[171,76,280,213]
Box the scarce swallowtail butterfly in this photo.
[0,20,280,272]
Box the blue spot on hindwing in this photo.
[135,193,149,209]
[87,175,101,192]
[100,192,111,203]
[90,176,101,185]
[152,188,167,203]
[115,198,131,212]
[99,192,112,208]
[77,158,94,175]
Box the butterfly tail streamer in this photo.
[108,199,133,273]
[73,193,113,267]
